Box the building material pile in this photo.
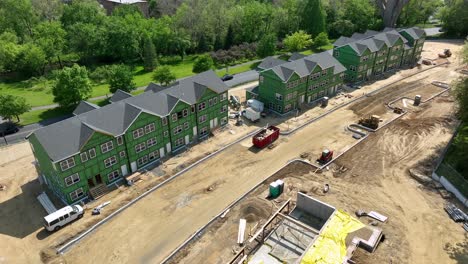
[445,203,468,223]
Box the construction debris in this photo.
[368,211,388,222]
[92,201,111,215]
[237,219,246,245]
[444,203,468,223]
[323,184,330,193]
[409,169,432,185]
[0,183,6,191]
[221,209,230,219]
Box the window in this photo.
[198,102,206,111]
[147,137,157,147]
[285,104,292,112]
[132,128,143,139]
[135,142,146,153]
[171,113,178,122]
[259,75,264,83]
[101,141,114,153]
[322,70,327,76]
[277,105,282,112]
[174,137,184,147]
[268,102,274,109]
[191,105,196,113]
[69,188,84,201]
[349,65,356,72]
[275,93,283,101]
[137,155,148,167]
[221,117,227,125]
[209,98,213,106]
[65,173,80,187]
[89,148,96,158]
[164,131,169,137]
[104,156,117,168]
[145,123,155,134]
[108,170,120,182]
[183,122,189,130]
[173,125,183,135]
[199,115,207,123]
[334,50,340,57]
[340,73,344,79]
[220,92,227,101]
[361,55,369,62]
[286,93,292,101]
[148,151,159,161]
[60,157,75,171]
[200,127,209,136]
[116,136,123,145]
[212,97,217,105]
[162,117,168,126]
[80,152,88,163]
[183,109,188,117]
[119,151,126,158]
[220,105,228,113]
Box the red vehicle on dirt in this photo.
[252,126,280,148]
[317,149,333,164]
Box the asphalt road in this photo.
[425,27,442,36]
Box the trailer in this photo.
[243,107,261,122]
[252,126,280,148]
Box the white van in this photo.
[43,205,84,232]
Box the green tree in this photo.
[152,66,176,86]
[148,0,160,18]
[313,32,330,50]
[61,0,105,28]
[143,34,157,71]
[283,31,313,52]
[0,95,31,122]
[343,0,380,32]
[112,4,142,17]
[52,64,92,108]
[32,0,64,22]
[0,32,20,73]
[0,0,38,40]
[214,35,223,51]
[439,0,468,37]
[257,33,277,58]
[329,19,355,38]
[16,43,46,77]
[398,0,442,27]
[300,0,326,36]
[109,64,136,93]
[224,24,235,50]
[197,34,209,52]
[192,55,214,73]
[33,21,66,67]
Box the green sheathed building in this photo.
[248,52,346,114]
[27,70,229,204]
[332,27,426,82]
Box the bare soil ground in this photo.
[0,40,465,264]
[169,81,466,264]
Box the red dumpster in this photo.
[252,126,280,148]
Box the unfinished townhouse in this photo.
[27,70,229,204]
[247,52,346,114]
[332,27,426,82]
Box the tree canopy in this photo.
[0,94,31,122]
[109,64,136,93]
[283,31,313,52]
[153,66,176,86]
[52,64,92,108]
[192,55,214,73]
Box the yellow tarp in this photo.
[300,210,365,264]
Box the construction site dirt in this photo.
[0,40,465,264]
[167,91,465,264]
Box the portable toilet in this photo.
[321,97,329,107]
[269,181,280,198]
[414,95,421,106]
[276,179,284,195]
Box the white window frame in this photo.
[198,102,206,111]
[183,122,189,130]
[80,152,88,163]
[198,115,207,123]
[182,109,188,117]
[173,125,183,135]
[144,123,155,134]
[174,137,185,147]
[104,156,117,168]
[321,70,327,76]
[148,150,159,161]
[119,150,126,158]
[164,130,169,137]
[69,187,84,201]
[135,142,146,153]
[275,93,283,101]
[88,148,96,158]
[171,113,178,122]
[108,170,120,182]
[220,105,227,113]
[162,117,168,126]
[133,128,144,139]
[200,127,209,136]
[60,157,75,171]
[116,136,124,145]
[137,155,148,167]
[65,173,80,187]
[147,137,157,147]
[101,141,114,153]
[220,93,227,101]
[212,97,218,105]
[221,117,227,125]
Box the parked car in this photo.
[43,205,84,231]
[221,74,234,81]
[0,122,19,136]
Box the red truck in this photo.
[252,126,280,148]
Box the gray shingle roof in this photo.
[399,27,426,40]
[258,56,287,70]
[109,89,132,103]
[269,51,345,82]
[145,82,166,93]
[335,28,408,56]
[72,101,99,116]
[288,52,307,61]
[30,70,226,162]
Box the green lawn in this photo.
[19,107,73,126]
[216,61,260,77]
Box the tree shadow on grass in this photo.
[37,107,73,126]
